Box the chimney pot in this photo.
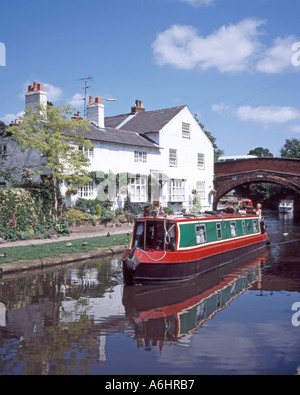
[95,97,102,104]
[89,96,93,104]
[131,99,145,113]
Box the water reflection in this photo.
[0,258,127,375]
[1,211,300,374]
[123,255,264,351]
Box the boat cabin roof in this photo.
[135,211,258,223]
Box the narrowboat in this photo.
[122,209,269,285]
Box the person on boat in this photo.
[256,203,266,233]
[256,203,262,220]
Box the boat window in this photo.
[230,221,237,237]
[242,220,246,235]
[196,224,207,244]
[253,219,258,233]
[145,221,165,250]
[134,222,145,248]
[165,222,176,251]
[216,222,222,239]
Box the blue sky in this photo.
[0,0,300,156]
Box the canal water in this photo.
[0,210,300,376]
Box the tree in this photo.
[248,147,273,157]
[280,138,300,158]
[0,120,7,136]
[9,103,93,217]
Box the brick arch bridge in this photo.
[213,157,300,210]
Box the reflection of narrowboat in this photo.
[122,209,269,285]
[122,256,264,344]
[278,199,294,213]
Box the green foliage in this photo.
[280,138,300,158]
[248,147,273,157]
[96,204,101,216]
[0,186,70,241]
[9,103,93,215]
[65,208,88,223]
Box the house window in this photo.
[230,221,237,237]
[134,151,147,163]
[196,181,205,199]
[216,222,222,239]
[79,145,94,158]
[78,181,94,198]
[182,122,190,138]
[130,175,147,202]
[196,224,206,244]
[170,179,185,202]
[0,144,7,155]
[169,149,177,167]
[197,153,205,169]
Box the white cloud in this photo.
[235,105,300,126]
[291,125,300,133]
[152,18,265,72]
[255,36,298,73]
[212,103,300,127]
[0,111,24,125]
[211,102,232,113]
[67,93,84,109]
[43,83,63,102]
[152,19,299,74]
[180,0,215,6]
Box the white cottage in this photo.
[103,99,214,212]
[1,82,214,212]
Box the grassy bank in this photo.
[0,233,130,264]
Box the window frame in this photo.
[195,224,207,244]
[134,150,147,163]
[182,122,191,138]
[230,221,237,237]
[169,179,185,202]
[197,153,205,170]
[169,148,177,167]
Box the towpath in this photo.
[0,224,133,276]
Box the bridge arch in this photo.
[213,158,300,210]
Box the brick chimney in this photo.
[9,119,24,127]
[71,111,83,120]
[25,81,47,114]
[131,100,145,114]
[87,96,104,128]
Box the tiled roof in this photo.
[105,105,186,133]
[75,124,158,149]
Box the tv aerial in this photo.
[79,75,93,117]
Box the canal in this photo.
[0,210,300,375]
